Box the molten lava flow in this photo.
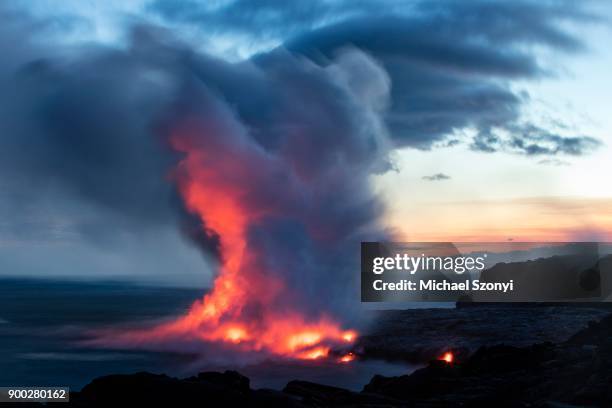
[339,352,356,363]
[130,131,357,361]
[440,351,454,364]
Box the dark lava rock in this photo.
[188,370,250,393]
[363,312,612,407]
[363,345,554,406]
[357,304,609,362]
[78,371,250,406]
[477,254,608,301]
[566,313,612,346]
[65,370,304,407]
[283,380,406,407]
[463,343,555,374]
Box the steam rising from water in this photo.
[57,30,394,359]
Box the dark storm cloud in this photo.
[0,17,222,256]
[0,4,390,318]
[471,123,603,156]
[284,2,599,154]
[422,173,451,181]
[149,0,601,156]
[0,38,176,230]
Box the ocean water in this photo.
[0,278,414,391]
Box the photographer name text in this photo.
[373,279,514,293]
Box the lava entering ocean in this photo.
[83,46,395,363]
[100,126,358,362]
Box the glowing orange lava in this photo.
[339,352,356,363]
[440,351,454,364]
[118,130,357,361]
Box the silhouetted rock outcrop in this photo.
[283,380,407,406]
[475,254,612,302]
[66,370,304,407]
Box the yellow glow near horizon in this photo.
[374,146,612,242]
[383,196,612,242]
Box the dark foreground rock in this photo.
[31,309,612,407]
[364,313,612,407]
[57,370,305,407]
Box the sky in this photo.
[377,7,612,242]
[0,0,611,285]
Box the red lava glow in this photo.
[109,130,357,361]
[339,352,356,363]
[440,351,454,364]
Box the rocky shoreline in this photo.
[356,304,610,362]
[9,305,612,407]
